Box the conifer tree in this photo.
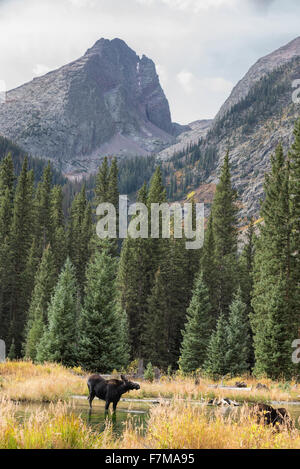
[9,158,35,356]
[204,313,228,378]
[78,250,129,372]
[200,214,218,320]
[0,152,15,205]
[106,157,119,256]
[36,258,78,366]
[239,219,256,370]
[0,187,14,342]
[118,183,151,358]
[225,289,250,376]
[95,156,109,206]
[179,274,214,373]
[68,186,93,296]
[251,144,296,379]
[0,154,15,343]
[24,246,56,360]
[50,185,66,273]
[289,119,300,327]
[34,162,52,257]
[144,267,169,368]
[211,151,239,316]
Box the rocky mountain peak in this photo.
[0,37,181,175]
[215,36,300,121]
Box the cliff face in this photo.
[216,36,300,121]
[163,37,300,221]
[0,38,183,175]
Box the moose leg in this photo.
[113,400,119,413]
[105,400,110,412]
[88,390,95,409]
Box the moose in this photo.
[253,403,292,429]
[87,374,140,412]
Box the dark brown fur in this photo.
[253,403,292,429]
[87,374,140,412]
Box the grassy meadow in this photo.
[1,361,300,449]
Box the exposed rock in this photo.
[208,398,240,406]
[165,36,300,221]
[256,383,270,391]
[157,119,212,161]
[216,36,300,121]
[235,381,247,388]
[0,38,185,175]
[154,367,162,380]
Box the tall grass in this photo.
[0,361,86,402]
[0,361,299,404]
[0,397,299,449]
[117,401,300,449]
[129,375,299,404]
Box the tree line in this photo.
[0,120,299,379]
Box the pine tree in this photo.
[0,152,15,202]
[204,313,228,378]
[239,219,256,370]
[289,119,300,331]
[68,186,92,296]
[251,144,296,379]
[0,187,13,342]
[201,214,218,321]
[36,258,79,366]
[78,250,129,372]
[9,158,35,356]
[34,162,52,257]
[225,289,250,377]
[24,246,57,360]
[0,154,15,343]
[107,157,119,256]
[144,267,169,368]
[49,185,66,273]
[211,151,239,316]
[179,274,214,373]
[118,183,151,358]
[95,156,109,206]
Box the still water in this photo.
[16,398,300,436]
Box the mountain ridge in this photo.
[0,37,187,176]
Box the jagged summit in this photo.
[0,37,184,175]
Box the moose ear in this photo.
[121,374,127,382]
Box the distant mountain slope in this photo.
[216,36,300,121]
[157,119,212,160]
[163,37,300,221]
[0,38,186,176]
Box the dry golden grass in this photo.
[0,361,87,402]
[0,397,106,449]
[114,401,300,449]
[129,374,299,404]
[1,397,299,449]
[0,361,299,405]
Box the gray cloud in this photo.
[248,0,276,10]
[0,0,299,123]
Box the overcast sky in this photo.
[0,0,299,123]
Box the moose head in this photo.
[121,374,140,391]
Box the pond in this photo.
[17,397,150,437]
[16,398,300,437]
